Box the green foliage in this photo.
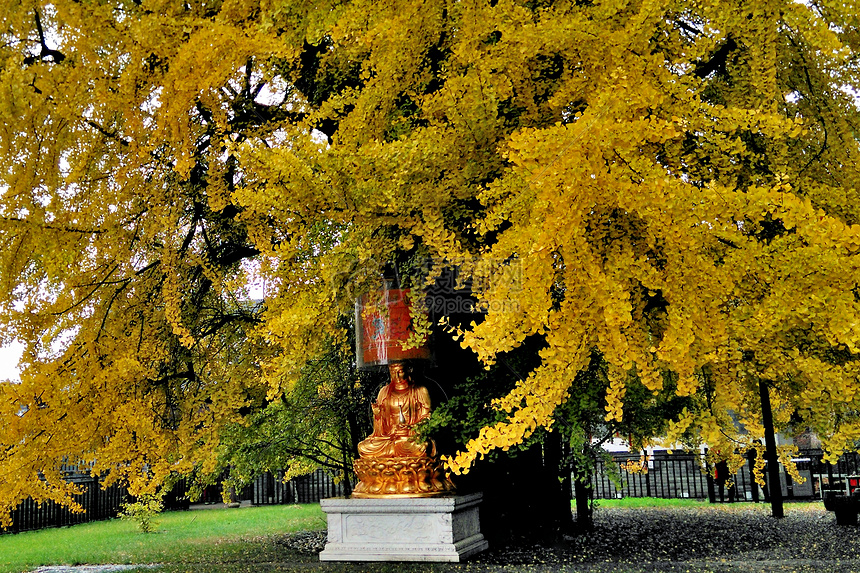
[423,350,529,460]
[119,493,164,534]
[216,337,379,490]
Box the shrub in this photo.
[119,493,164,533]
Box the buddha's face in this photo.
[389,362,410,388]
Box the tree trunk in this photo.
[748,447,760,503]
[571,456,594,531]
[705,450,716,503]
[544,431,575,535]
[759,379,784,519]
[456,443,575,542]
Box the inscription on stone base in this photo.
[319,493,488,562]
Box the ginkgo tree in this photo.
[2,0,860,527]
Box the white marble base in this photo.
[319,493,488,562]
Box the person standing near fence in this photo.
[715,460,736,503]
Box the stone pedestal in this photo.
[319,493,488,562]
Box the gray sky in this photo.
[0,342,22,382]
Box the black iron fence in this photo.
[583,450,860,502]
[590,452,710,500]
[5,475,126,534]
[249,469,355,505]
[293,469,354,502]
[249,470,293,505]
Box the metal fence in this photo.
[249,469,355,505]
[590,452,711,500]
[293,469,354,502]
[584,450,860,502]
[249,470,294,505]
[5,475,126,534]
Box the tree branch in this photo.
[86,120,131,147]
[23,10,66,66]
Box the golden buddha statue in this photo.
[352,362,454,497]
[357,362,435,458]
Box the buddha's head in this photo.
[389,361,411,389]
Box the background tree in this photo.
[216,337,378,498]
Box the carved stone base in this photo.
[319,493,488,562]
[353,456,455,497]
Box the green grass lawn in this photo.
[590,496,712,508]
[0,504,326,573]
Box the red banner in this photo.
[356,289,431,368]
